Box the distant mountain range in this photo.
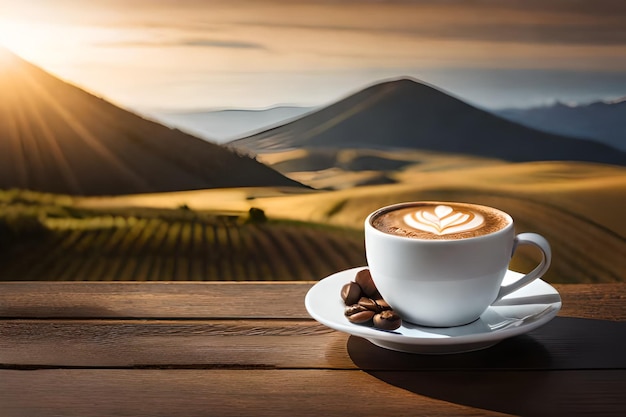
[148,95,626,153]
[496,99,626,152]
[0,48,304,196]
[230,78,626,166]
[148,107,315,143]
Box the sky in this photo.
[1,0,625,112]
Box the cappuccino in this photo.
[365,201,551,326]
[371,202,509,240]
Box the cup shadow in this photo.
[347,317,626,415]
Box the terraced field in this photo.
[0,212,366,281]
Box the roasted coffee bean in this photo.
[347,310,375,324]
[344,304,375,323]
[373,298,391,311]
[342,272,403,328]
[355,269,378,297]
[341,282,363,305]
[345,304,366,316]
[373,310,402,330]
[358,297,381,312]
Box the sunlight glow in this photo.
[0,19,75,64]
[0,44,17,67]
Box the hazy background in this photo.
[1,0,625,114]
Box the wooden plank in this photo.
[367,369,626,417]
[1,317,624,370]
[1,369,624,417]
[554,283,626,321]
[0,282,313,319]
[0,320,348,370]
[0,282,625,320]
[0,369,505,417]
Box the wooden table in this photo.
[1,281,625,416]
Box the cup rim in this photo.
[365,201,514,242]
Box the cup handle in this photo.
[495,233,552,301]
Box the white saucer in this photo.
[305,267,561,354]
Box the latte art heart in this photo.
[403,205,485,235]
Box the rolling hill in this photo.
[0,47,304,196]
[229,78,626,166]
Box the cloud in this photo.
[14,1,625,47]
[181,39,265,49]
[236,15,626,47]
[98,38,266,50]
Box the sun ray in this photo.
[0,61,30,187]
[19,67,153,191]
[18,75,84,194]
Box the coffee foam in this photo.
[404,204,484,236]
[372,202,509,240]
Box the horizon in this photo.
[146,82,626,115]
[1,0,625,113]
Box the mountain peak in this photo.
[378,77,422,88]
[361,77,440,97]
[231,78,626,166]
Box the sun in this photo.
[0,26,21,71]
[0,18,68,64]
[0,19,43,55]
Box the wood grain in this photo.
[1,317,624,371]
[554,283,626,321]
[0,282,625,320]
[0,369,506,417]
[1,369,623,417]
[0,281,312,318]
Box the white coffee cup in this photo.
[364,201,551,327]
